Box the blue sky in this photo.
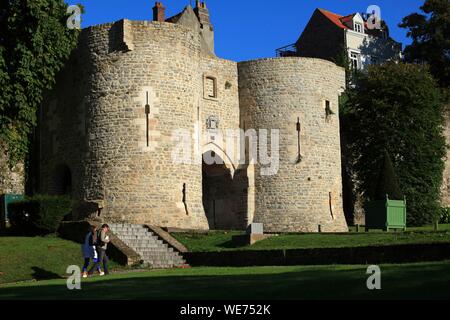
[70,0,425,62]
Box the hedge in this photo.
[8,195,71,235]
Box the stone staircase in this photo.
[109,223,187,269]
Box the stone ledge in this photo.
[145,225,188,253]
[163,227,210,234]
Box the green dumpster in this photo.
[0,194,25,229]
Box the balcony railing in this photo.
[275,43,298,57]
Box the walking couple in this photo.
[81,224,111,278]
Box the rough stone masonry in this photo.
[31,1,450,233]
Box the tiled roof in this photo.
[166,11,183,23]
[317,8,349,29]
[340,14,356,26]
[318,9,372,31]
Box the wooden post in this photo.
[434,221,439,232]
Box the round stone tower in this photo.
[39,19,239,230]
[238,57,348,232]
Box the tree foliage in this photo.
[374,150,404,201]
[399,0,450,88]
[0,0,80,166]
[342,62,446,226]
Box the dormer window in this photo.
[354,22,363,33]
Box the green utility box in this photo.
[0,194,25,229]
[365,197,407,232]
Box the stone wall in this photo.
[238,58,348,233]
[442,111,450,207]
[199,56,246,229]
[0,147,24,195]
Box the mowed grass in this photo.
[171,225,450,252]
[1,261,450,300]
[0,237,118,284]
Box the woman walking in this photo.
[88,224,110,276]
[81,225,104,278]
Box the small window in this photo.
[325,100,331,114]
[325,100,334,120]
[354,22,363,33]
[204,75,218,100]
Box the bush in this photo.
[8,195,71,235]
[440,207,450,224]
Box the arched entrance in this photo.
[202,150,248,230]
[51,164,72,196]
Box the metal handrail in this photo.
[275,43,298,57]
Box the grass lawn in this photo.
[171,225,450,252]
[0,237,118,284]
[1,261,450,300]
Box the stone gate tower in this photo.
[239,58,348,232]
[37,2,348,233]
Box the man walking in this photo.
[88,224,111,276]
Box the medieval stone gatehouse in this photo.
[36,2,351,233]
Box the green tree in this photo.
[333,45,355,88]
[0,0,80,166]
[374,150,404,201]
[343,62,446,226]
[399,0,450,87]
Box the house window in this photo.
[350,52,360,70]
[204,75,218,100]
[354,22,363,33]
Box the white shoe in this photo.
[82,272,88,278]
[99,271,105,276]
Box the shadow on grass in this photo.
[1,262,450,300]
[216,240,236,249]
[31,267,64,281]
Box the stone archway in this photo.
[202,149,248,230]
[202,142,236,177]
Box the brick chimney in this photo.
[153,2,165,22]
[194,1,211,27]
